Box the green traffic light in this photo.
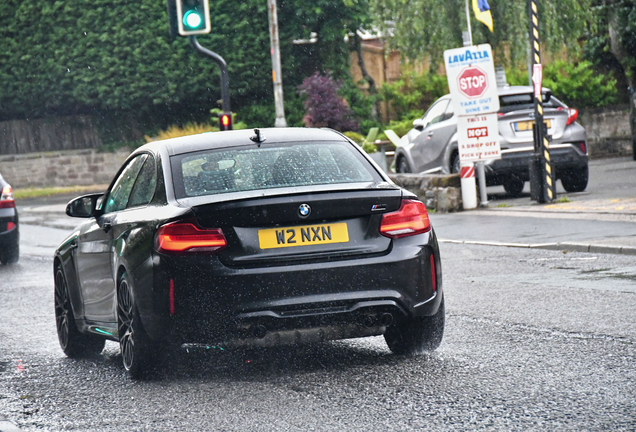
[183,10,203,29]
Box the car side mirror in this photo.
[544,92,552,103]
[66,193,104,218]
[413,119,425,131]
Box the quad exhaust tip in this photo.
[380,313,394,327]
[362,313,394,328]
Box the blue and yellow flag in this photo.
[472,0,493,32]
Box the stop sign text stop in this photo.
[457,66,488,98]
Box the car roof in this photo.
[138,127,349,156]
[438,85,554,101]
[497,85,552,96]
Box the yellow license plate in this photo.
[514,119,552,131]
[258,223,349,249]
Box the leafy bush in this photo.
[506,61,617,108]
[297,72,360,132]
[0,0,366,140]
[343,131,377,153]
[384,118,416,138]
[235,104,276,128]
[144,123,217,142]
[379,70,448,121]
[338,78,381,135]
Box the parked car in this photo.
[54,128,444,377]
[394,86,589,196]
[0,173,19,264]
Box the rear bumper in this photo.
[485,143,588,184]
[136,230,443,345]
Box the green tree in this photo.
[584,0,636,158]
[368,0,592,66]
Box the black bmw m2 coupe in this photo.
[54,128,444,377]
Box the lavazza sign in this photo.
[444,44,501,162]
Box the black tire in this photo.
[2,243,19,264]
[450,152,460,174]
[503,177,524,197]
[384,295,445,355]
[561,165,589,193]
[54,266,105,357]
[117,273,157,378]
[396,156,411,174]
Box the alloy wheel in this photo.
[54,269,70,350]
[117,279,135,371]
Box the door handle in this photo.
[426,131,434,139]
[102,222,112,233]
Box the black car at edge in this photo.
[54,128,444,377]
[0,173,19,264]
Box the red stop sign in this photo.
[457,66,488,98]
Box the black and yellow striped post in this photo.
[528,0,555,203]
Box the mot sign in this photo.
[444,44,499,116]
[456,114,501,162]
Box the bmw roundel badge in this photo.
[298,204,311,217]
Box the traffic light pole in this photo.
[189,36,231,114]
[528,0,555,203]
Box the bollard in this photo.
[460,161,477,210]
[374,140,388,173]
[476,161,489,206]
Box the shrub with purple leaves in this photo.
[297,72,360,132]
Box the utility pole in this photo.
[268,0,287,127]
[528,0,555,203]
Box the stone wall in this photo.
[576,106,631,158]
[0,148,131,188]
[389,174,462,213]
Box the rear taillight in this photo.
[7,222,15,230]
[155,221,227,253]
[559,107,578,125]
[380,199,431,238]
[0,185,15,209]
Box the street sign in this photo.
[457,114,501,162]
[458,66,488,98]
[444,44,499,116]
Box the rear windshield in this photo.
[499,93,561,113]
[171,141,380,199]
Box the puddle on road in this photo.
[579,267,636,283]
[472,267,636,294]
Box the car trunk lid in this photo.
[191,188,403,267]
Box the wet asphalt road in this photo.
[1,225,635,431]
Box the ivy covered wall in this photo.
[0,0,363,142]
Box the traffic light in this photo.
[176,0,211,36]
[219,113,233,131]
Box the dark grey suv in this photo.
[395,86,589,196]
